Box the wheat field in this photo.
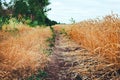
[66,15,120,76]
[0,15,120,79]
[0,25,52,79]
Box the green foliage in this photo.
[70,18,76,24]
[0,0,57,26]
[49,26,56,43]
[49,26,53,32]
[43,48,52,55]
[0,0,2,15]
[0,17,9,29]
[44,26,56,55]
[0,18,3,29]
[60,28,67,35]
[27,70,47,80]
[46,26,56,55]
[45,18,57,26]
[47,36,55,47]
[14,0,28,16]
[30,20,39,27]
[25,18,32,24]
[5,18,19,28]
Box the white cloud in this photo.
[48,0,120,23]
[52,2,62,6]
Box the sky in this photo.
[47,0,120,23]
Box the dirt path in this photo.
[45,30,120,80]
[45,31,83,80]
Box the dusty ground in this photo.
[45,31,120,80]
[45,31,82,80]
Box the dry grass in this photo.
[64,14,120,79]
[0,25,52,79]
[69,14,120,63]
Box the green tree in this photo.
[13,0,28,17]
[0,0,57,26]
[27,0,51,25]
[0,0,3,16]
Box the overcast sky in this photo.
[48,0,120,23]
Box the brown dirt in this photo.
[45,31,83,80]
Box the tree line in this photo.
[0,0,57,26]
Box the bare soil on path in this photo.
[45,31,83,80]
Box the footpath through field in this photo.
[45,29,120,80]
[45,30,86,80]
